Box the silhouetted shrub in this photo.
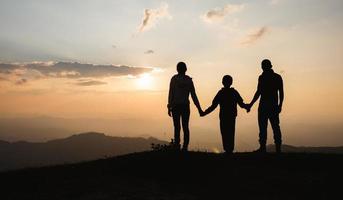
[151,139,179,152]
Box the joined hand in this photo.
[200,111,206,117]
[245,103,252,113]
[198,108,206,117]
[278,105,282,113]
[168,108,172,117]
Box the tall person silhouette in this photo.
[248,59,284,153]
[168,62,202,151]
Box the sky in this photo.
[0,0,343,151]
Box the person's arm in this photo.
[202,91,220,116]
[249,77,262,108]
[167,78,174,117]
[190,80,202,113]
[235,90,248,110]
[278,76,284,113]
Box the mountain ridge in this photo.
[0,132,167,171]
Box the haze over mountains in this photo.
[1,130,343,172]
[0,116,167,142]
[0,132,167,171]
[1,116,343,152]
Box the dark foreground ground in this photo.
[1,151,342,200]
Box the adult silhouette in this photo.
[248,59,284,153]
[201,75,249,154]
[168,62,202,151]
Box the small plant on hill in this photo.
[151,139,180,152]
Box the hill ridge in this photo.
[1,151,342,199]
[0,132,167,171]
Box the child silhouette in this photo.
[201,75,249,154]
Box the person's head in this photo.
[222,75,233,88]
[177,62,187,74]
[261,59,272,71]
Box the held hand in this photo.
[278,105,282,113]
[168,108,172,117]
[198,108,204,117]
[244,104,251,113]
[199,108,207,117]
[200,111,206,117]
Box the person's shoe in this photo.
[253,146,267,154]
[173,144,181,151]
[181,146,188,152]
[275,145,282,154]
[223,151,233,157]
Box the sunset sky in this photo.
[1,0,343,151]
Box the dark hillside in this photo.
[1,151,342,200]
[268,144,343,154]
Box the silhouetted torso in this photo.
[258,69,283,109]
[169,74,194,106]
[213,87,243,118]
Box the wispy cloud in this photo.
[202,4,245,23]
[137,3,171,33]
[144,50,154,54]
[240,27,269,45]
[269,0,281,5]
[0,61,153,85]
[74,79,107,86]
[15,78,28,85]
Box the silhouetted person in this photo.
[168,62,202,151]
[248,59,284,153]
[201,75,249,154]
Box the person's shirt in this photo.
[257,69,283,108]
[212,87,244,117]
[168,74,195,107]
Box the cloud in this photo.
[138,3,171,33]
[202,4,245,23]
[269,0,281,5]
[240,26,269,45]
[0,75,9,81]
[74,79,107,86]
[15,78,28,85]
[0,62,152,78]
[144,50,154,54]
[0,61,153,85]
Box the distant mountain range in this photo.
[0,132,167,171]
[0,116,166,142]
[267,144,343,154]
[1,132,343,172]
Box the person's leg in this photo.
[270,112,282,153]
[226,117,236,153]
[172,106,181,148]
[257,109,268,152]
[220,118,230,153]
[181,105,190,150]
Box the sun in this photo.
[136,73,154,90]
